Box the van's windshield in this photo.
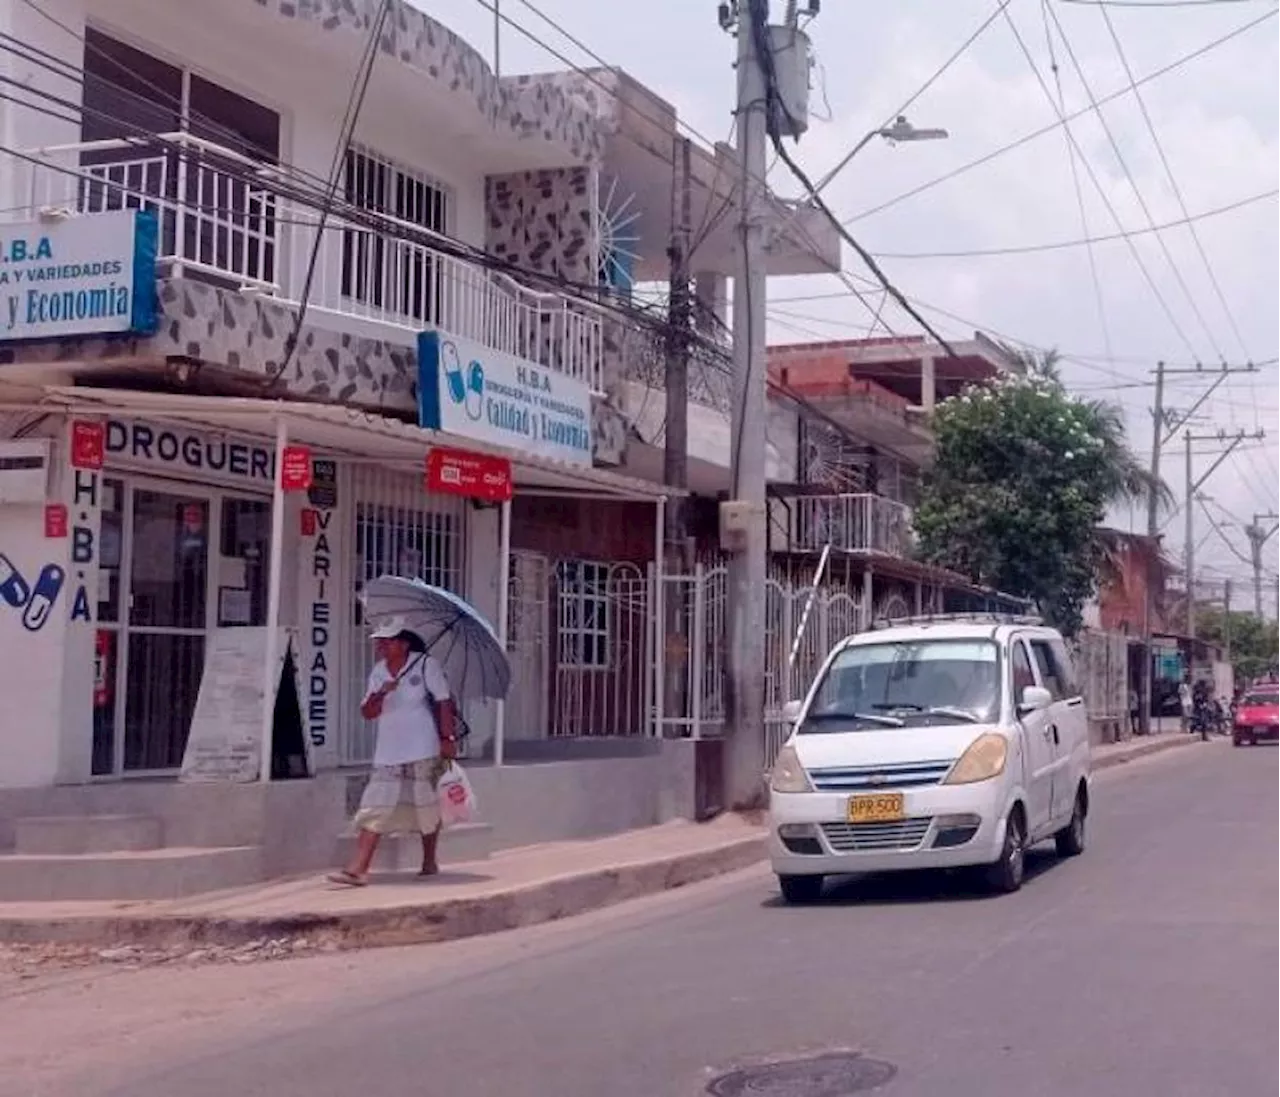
[800,638,1002,731]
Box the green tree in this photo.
[1194,606,1279,683]
[914,348,1167,636]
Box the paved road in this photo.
[5,742,1276,1097]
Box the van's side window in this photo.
[1011,641,1036,698]
[1048,638,1082,699]
[1030,640,1068,700]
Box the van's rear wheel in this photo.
[984,810,1026,894]
[1054,789,1087,857]
[778,874,824,904]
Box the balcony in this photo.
[770,493,916,558]
[14,134,604,390]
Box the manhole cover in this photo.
[706,1052,896,1096]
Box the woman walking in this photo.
[329,616,457,887]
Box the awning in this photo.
[9,385,677,502]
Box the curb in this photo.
[1093,733,1204,771]
[0,833,767,952]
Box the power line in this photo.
[265,0,392,391]
[870,188,1277,258]
[1092,0,1253,360]
[1058,0,1270,7]
[1006,4,1211,362]
[1039,0,1116,377]
[841,7,1277,225]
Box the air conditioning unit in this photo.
[0,440,53,503]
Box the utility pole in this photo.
[1223,579,1232,664]
[1184,429,1266,643]
[1141,362,1255,731]
[1245,512,1280,619]
[663,135,693,552]
[722,0,772,809]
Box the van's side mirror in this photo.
[1018,685,1053,715]
[781,699,804,725]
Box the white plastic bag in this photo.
[437,762,477,827]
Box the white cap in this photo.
[369,616,409,640]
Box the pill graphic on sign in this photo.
[0,553,31,609]
[22,563,65,631]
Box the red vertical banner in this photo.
[70,421,105,470]
[280,445,314,491]
[44,503,68,538]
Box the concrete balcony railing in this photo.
[771,492,916,558]
[14,133,604,390]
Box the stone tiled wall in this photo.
[0,277,628,464]
[485,165,617,395]
[254,0,604,161]
[485,168,597,283]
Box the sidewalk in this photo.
[1092,726,1208,770]
[0,815,766,959]
[0,732,1209,966]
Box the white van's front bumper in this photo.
[768,783,1009,876]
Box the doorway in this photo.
[92,477,272,776]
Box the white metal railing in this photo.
[14,133,604,389]
[778,493,916,557]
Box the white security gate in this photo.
[342,464,467,764]
[551,561,652,737]
[656,563,728,739]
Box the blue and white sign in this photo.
[0,209,158,342]
[418,331,593,467]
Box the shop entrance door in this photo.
[93,479,273,776]
[121,484,213,771]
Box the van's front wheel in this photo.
[983,810,1026,894]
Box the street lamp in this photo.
[812,115,950,199]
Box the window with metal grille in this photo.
[341,147,449,322]
[556,560,611,670]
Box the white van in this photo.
[768,615,1092,903]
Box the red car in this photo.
[1233,685,1279,747]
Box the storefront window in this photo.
[218,497,270,627]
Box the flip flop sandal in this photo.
[326,870,368,887]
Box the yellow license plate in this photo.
[848,793,905,823]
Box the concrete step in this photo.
[0,846,264,901]
[333,822,495,873]
[14,814,163,855]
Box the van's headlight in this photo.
[770,744,813,793]
[943,733,1008,785]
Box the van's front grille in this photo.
[820,818,933,852]
[808,760,954,792]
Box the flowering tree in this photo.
[914,350,1165,636]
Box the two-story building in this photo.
[0,0,841,896]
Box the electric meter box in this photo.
[0,440,53,503]
[767,24,812,139]
[719,499,766,553]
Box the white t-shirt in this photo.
[365,655,452,766]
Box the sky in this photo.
[419,0,1279,606]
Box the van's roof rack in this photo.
[870,612,1045,630]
